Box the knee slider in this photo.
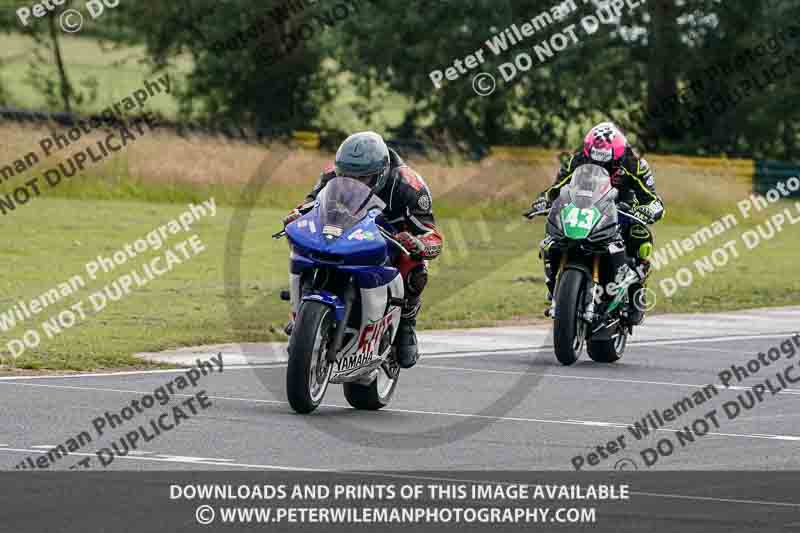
[630,224,651,241]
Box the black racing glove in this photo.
[282,201,315,227]
[530,196,550,213]
[631,202,662,224]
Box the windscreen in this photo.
[565,164,613,209]
[318,177,383,231]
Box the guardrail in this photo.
[754,160,800,196]
[489,145,755,182]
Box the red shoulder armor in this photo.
[398,167,425,191]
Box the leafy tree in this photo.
[119,0,328,133]
[0,0,95,114]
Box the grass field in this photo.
[3,195,800,371]
[0,32,408,131]
[1,119,798,371]
[0,29,796,372]
[0,33,191,117]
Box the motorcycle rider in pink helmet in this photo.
[529,122,665,325]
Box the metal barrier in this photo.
[754,160,800,196]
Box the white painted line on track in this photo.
[0,446,326,472]
[424,332,799,360]
[3,381,798,444]
[417,364,800,395]
[1,332,795,381]
[1,446,798,509]
[0,364,286,381]
[151,454,236,463]
[567,420,625,428]
[624,332,799,347]
[376,406,800,442]
[25,446,236,463]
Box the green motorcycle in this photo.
[525,164,650,366]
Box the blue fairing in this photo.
[302,291,345,321]
[287,208,400,289]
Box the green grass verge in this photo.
[2,179,799,371]
[0,32,408,131]
[1,32,190,117]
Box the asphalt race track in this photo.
[2,307,800,473]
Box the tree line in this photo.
[1,0,798,159]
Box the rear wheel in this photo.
[343,356,400,410]
[286,302,334,414]
[587,329,627,363]
[553,269,587,366]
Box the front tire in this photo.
[343,357,400,410]
[553,269,587,366]
[286,302,334,414]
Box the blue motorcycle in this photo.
[274,177,408,414]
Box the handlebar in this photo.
[618,210,649,225]
[377,226,411,256]
[523,208,550,219]
[616,202,649,224]
[522,206,648,225]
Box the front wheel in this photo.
[553,269,588,366]
[343,357,400,410]
[286,301,334,414]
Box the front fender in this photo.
[302,291,345,322]
[563,263,592,280]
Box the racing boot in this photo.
[394,317,419,368]
[544,290,556,319]
[395,262,427,368]
[281,290,294,335]
[541,239,557,319]
[628,285,646,326]
[627,261,651,326]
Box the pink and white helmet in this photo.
[583,122,627,164]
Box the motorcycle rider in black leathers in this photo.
[283,131,443,368]
[529,122,665,325]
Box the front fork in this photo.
[583,255,600,324]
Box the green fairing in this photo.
[560,204,601,240]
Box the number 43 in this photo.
[564,208,596,229]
